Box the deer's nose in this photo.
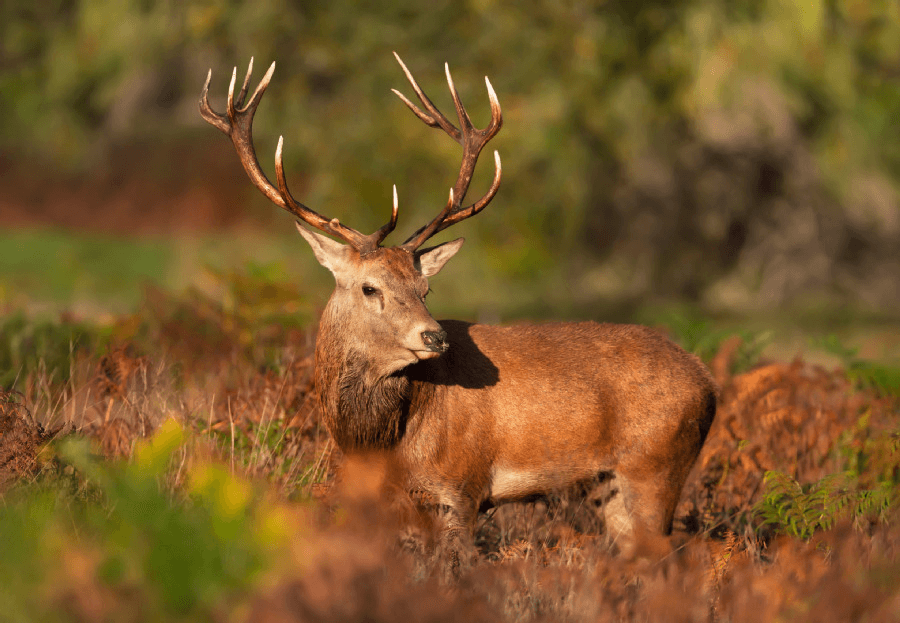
[421,329,449,353]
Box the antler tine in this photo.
[235,56,254,108]
[370,185,400,246]
[200,70,230,134]
[240,58,276,116]
[392,52,462,142]
[444,63,474,134]
[407,188,456,248]
[425,150,501,236]
[201,59,387,251]
[394,55,503,251]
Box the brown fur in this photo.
[311,246,718,560]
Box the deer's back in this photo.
[405,320,717,501]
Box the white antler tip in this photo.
[275,136,284,157]
[393,51,410,74]
[259,61,276,86]
[227,68,237,100]
[485,76,498,100]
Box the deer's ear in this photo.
[295,222,352,276]
[416,238,464,277]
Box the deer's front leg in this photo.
[437,496,478,581]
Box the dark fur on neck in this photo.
[317,346,411,451]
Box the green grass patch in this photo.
[0,229,173,309]
[0,312,112,388]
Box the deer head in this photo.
[199,54,502,376]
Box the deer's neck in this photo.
[314,324,411,451]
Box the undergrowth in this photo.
[756,469,896,541]
[1,291,899,621]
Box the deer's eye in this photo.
[362,285,378,297]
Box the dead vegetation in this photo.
[0,301,898,621]
[0,389,57,488]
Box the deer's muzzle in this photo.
[421,329,449,353]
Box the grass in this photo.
[0,229,173,311]
[1,348,898,621]
[0,226,564,322]
[1,227,899,621]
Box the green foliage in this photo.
[3,0,900,308]
[0,421,290,620]
[755,470,894,540]
[849,364,900,398]
[0,312,109,388]
[814,334,900,397]
[755,423,900,540]
[0,255,317,393]
[132,259,317,373]
[207,259,316,341]
[838,413,900,489]
[655,312,771,372]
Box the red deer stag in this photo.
[200,55,717,562]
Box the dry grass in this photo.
[1,299,898,622]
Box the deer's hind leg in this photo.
[600,468,684,555]
[597,473,635,547]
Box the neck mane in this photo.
[314,325,412,451]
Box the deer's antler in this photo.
[391,52,502,251]
[200,58,397,252]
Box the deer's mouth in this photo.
[412,349,443,361]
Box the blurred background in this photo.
[2,0,899,351]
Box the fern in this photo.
[756,421,900,540]
[755,468,897,540]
